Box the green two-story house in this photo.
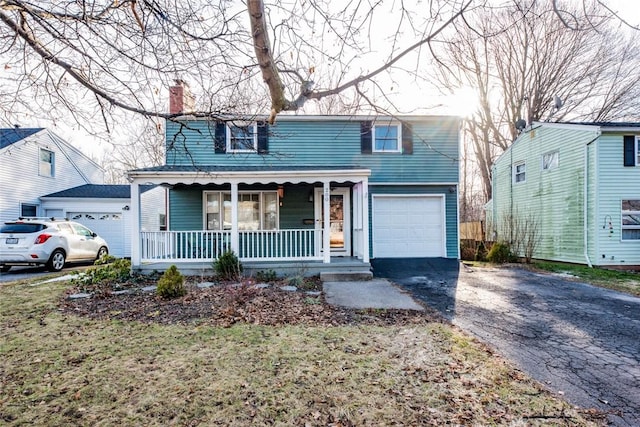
[489,121,640,267]
[128,100,460,274]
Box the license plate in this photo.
[5,238,18,244]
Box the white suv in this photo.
[0,217,109,272]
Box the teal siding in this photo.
[492,125,598,263]
[169,187,204,230]
[594,132,640,265]
[368,185,459,258]
[166,117,459,184]
[279,184,315,229]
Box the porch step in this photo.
[320,271,373,282]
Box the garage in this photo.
[68,212,125,257]
[372,194,446,258]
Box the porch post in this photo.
[130,180,141,269]
[362,177,370,263]
[323,181,331,263]
[230,182,239,255]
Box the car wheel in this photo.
[47,250,66,272]
[96,246,109,260]
[0,265,10,273]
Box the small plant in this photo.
[214,250,243,281]
[70,258,132,287]
[486,241,513,264]
[156,265,186,299]
[94,254,116,265]
[475,241,488,261]
[255,269,277,283]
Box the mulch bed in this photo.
[59,277,444,327]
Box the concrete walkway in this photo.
[323,278,424,310]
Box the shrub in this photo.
[486,241,513,264]
[475,241,488,261]
[94,254,117,265]
[214,250,243,281]
[71,258,132,286]
[156,265,186,299]
[255,269,277,283]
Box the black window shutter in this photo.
[624,135,635,166]
[214,121,226,153]
[402,122,413,155]
[257,121,269,154]
[361,121,372,154]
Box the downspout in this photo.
[584,130,601,268]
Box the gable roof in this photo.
[41,184,157,199]
[0,128,43,149]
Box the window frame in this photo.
[226,123,257,153]
[513,162,526,184]
[20,203,37,217]
[372,123,402,153]
[542,151,559,171]
[636,136,640,166]
[204,191,279,231]
[39,148,54,177]
[621,199,640,241]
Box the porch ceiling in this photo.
[128,165,371,186]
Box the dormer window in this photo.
[227,122,257,153]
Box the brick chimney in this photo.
[169,80,195,114]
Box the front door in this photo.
[315,187,351,256]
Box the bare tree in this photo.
[0,0,475,133]
[99,118,165,183]
[431,0,640,201]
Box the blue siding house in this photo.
[128,108,460,274]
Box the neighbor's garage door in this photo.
[68,212,124,258]
[372,195,445,258]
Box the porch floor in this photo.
[135,257,371,278]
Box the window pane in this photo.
[39,149,53,176]
[622,200,640,211]
[238,194,259,230]
[263,193,278,230]
[622,214,640,226]
[374,125,398,151]
[21,204,37,217]
[206,193,220,230]
[223,193,232,230]
[230,125,255,151]
[622,229,640,240]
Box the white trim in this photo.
[226,123,257,153]
[314,187,351,257]
[372,122,402,153]
[129,169,371,186]
[512,161,526,184]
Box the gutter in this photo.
[584,130,601,268]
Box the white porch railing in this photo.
[140,229,321,263]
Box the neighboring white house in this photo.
[41,184,167,258]
[0,127,104,223]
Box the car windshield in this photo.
[0,223,47,233]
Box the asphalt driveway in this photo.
[372,258,640,427]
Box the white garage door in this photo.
[68,212,124,257]
[373,195,445,258]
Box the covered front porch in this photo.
[128,166,372,276]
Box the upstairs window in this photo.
[373,124,401,152]
[513,162,526,183]
[622,200,640,240]
[542,151,559,170]
[39,148,54,177]
[227,123,257,152]
[623,135,640,166]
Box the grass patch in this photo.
[0,278,605,426]
[533,261,640,296]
